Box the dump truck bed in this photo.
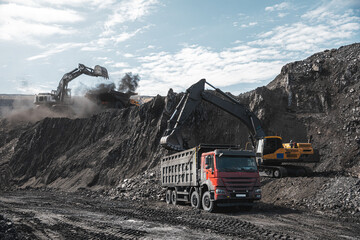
[161,148,198,187]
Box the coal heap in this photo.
[85,84,136,109]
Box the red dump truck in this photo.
[161,144,261,212]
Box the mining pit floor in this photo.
[0,190,359,240]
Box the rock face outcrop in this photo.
[0,43,359,192]
[6,96,169,190]
[265,43,360,175]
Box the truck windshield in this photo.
[216,156,257,172]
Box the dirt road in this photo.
[0,190,359,240]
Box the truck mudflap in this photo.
[210,191,215,200]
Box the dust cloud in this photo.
[0,97,63,124]
[0,96,105,124]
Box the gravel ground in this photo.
[0,189,359,240]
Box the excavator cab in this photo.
[263,136,283,155]
[34,93,56,105]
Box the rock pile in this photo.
[0,215,23,240]
[261,175,360,217]
[306,176,360,216]
[106,168,165,201]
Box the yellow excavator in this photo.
[259,136,314,161]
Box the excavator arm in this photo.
[161,79,266,151]
[55,63,109,102]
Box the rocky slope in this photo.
[0,43,359,216]
[5,96,168,191]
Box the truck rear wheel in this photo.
[171,190,178,206]
[165,189,172,204]
[190,191,201,209]
[202,191,215,212]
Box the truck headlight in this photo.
[254,188,261,193]
[215,188,226,194]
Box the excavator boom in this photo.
[160,79,265,151]
[56,64,109,102]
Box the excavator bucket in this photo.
[160,130,184,151]
[93,65,109,79]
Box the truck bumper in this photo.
[215,199,255,207]
[215,193,261,201]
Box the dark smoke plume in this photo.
[87,82,116,94]
[118,73,140,93]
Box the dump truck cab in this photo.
[200,149,261,208]
[161,144,261,212]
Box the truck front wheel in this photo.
[165,189,172,204]
[202,191,216,212]
[171,190,178,205]
[190,191,201,209]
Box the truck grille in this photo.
[225,181,253,184]
[222,177,257,189]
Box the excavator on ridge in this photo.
[34,63,109,107]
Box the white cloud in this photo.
[278,13,288,18]
[240,22,258,28]
[112,62,130,68]
[96,57,109,61]
[27,42,85,61]
[265,2,290,12]
[136,45,286,95]
[252,1,360,53]
[97,26,148,47]
[251,22,359,52]
[81,46,102,51]
[0,3,84,23]
[124,53,135,58]
[102,0,159,37]
[301,0,350,20]
[0,3,83,44]
[0,19,75,45]
[3,0,115,9]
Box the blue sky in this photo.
[0,0,359,96]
